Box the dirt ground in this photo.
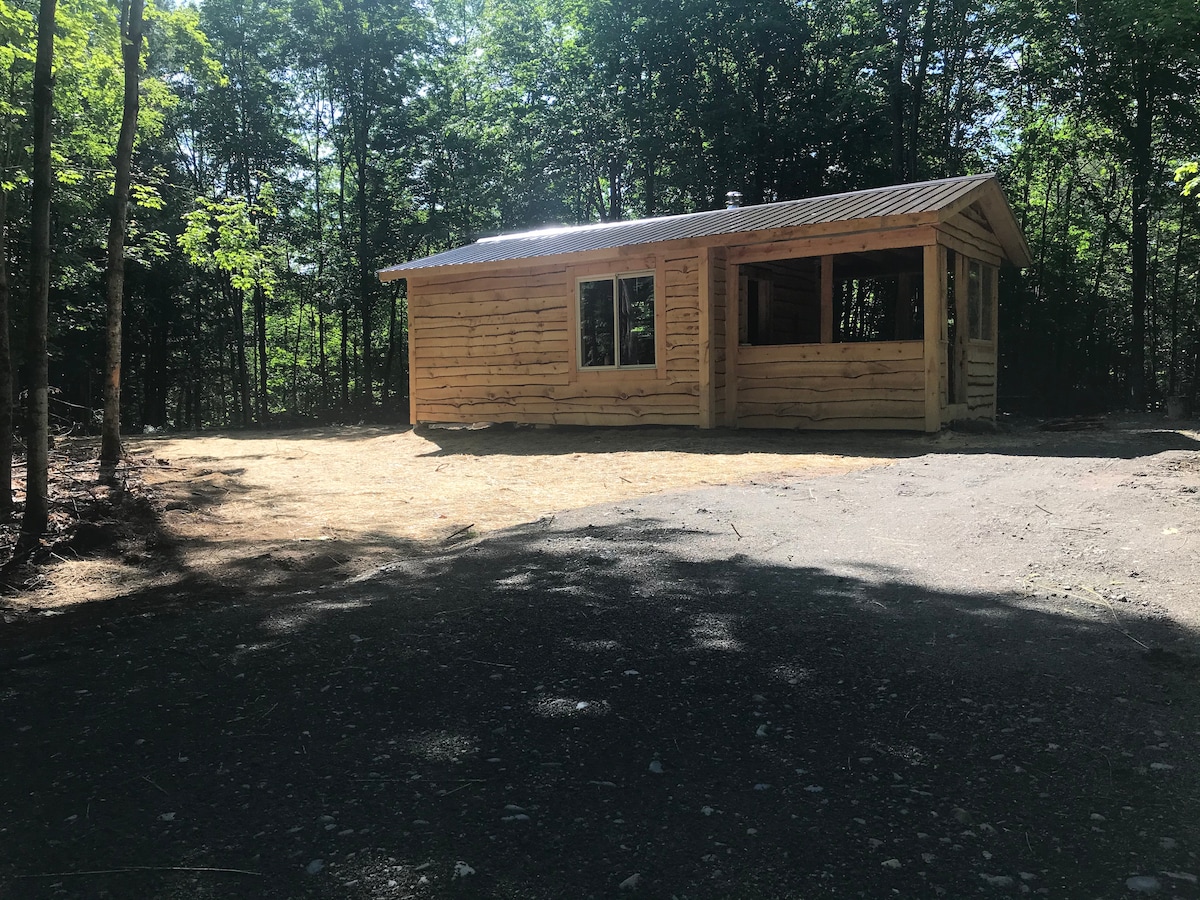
[1,417,1199,899]
[14,424,892,610]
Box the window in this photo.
[967,260,996,341]
[735,251,922,346]
[578,272,656,369]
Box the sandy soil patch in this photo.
[24,424,895,606]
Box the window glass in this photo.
[618,274,656,366]
[579,278,615,368]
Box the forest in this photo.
[0,0,1198,510]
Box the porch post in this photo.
[820,255,834,343]
[724,259,740,426]
[923,243,946,433]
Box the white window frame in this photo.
[575,270,657,371]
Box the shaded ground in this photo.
[1,419,1199,898]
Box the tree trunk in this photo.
[318,300,328,414]
[18,0,57,553]
[356,138,373,410]
[1166,202,1186,394]
[254,281,268,424]
[887,0,913,182]
[905,0,936,179]
[228,279,250,427]
[340,303,349,410]
[190,286,203,428]
[291,293,303,413]
[338,150,350,409]
[99,0,146,474]
[1128,63,1152,408]
[0,188,12,517]
[382,283,397,404]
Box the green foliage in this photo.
[178,188,278,296]
[1178,162,1200,199]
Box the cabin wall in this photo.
[966,343,998,416]
[735,341,925,430]
[409,253,703,426]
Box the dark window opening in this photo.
[737,248,924,345]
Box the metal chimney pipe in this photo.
[725,191,743,209]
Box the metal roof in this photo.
[380,174,1014,277]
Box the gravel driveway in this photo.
[2,421,1198,899]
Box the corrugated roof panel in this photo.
[872,186,926,217]
[380,173,998,275]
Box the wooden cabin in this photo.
[379,174,1031,432]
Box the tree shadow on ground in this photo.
[131,426,410,447]
[1,516,1197,899]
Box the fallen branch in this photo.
[457,657,516,669]
[443,523,475,542]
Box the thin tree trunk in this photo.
[318,301,328,414]
[99,0,146,475]
[313,95,329,415]
[338,148,350,409]
[0,188,12,517]
[887,0,913,181]
[382,283,397,404]
[1166,202,1186,394]
[354,113,373,411]
[190,286,203,428]
[254,281,268,424]
[340,304,349,410]
[18,0,57,553]
[905,0,936,179]
[291,293,303,413]
[228,279,250,427]
[1128,54,1153,407]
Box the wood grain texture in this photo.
[923,243,946,432]
[410,252,702,426]
[734,341,924,429]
